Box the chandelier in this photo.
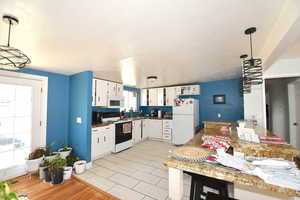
[0,15,31,70]
[240,54,251,94]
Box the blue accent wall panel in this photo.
[69,71,92,162]
[18,68,70,150]
[199,78,244,126]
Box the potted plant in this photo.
[49,157,67,185]
[58,146,72,159]
[66,152,80,167]
[73,160,87,174]
[0,181,18,200]
[39,160,50,179]
[43,168,51,183]
[63,166,73,180]
[26,148,45,172]
[44,142,58,162]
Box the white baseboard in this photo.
[86,162,93,169]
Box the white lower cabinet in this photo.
[91,124,115,160]
[146,119,163,139]
[132,120,142,144]
[163,119,173,141]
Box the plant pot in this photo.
[58,148,72,159]
[44,152,59,162]
[39,166,47,179]
[43,168,51,182]
[63,166,73,180]
[50,168,64,185]
[74,160,86,174]
[26,157,43,172]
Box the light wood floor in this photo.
[11,175,119,200]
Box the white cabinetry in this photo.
[148,88,158,106]
[141,89,148,106]
[146,119,163,139]
[157,88,165,106]
[177,85,200,95]
[142,119,150,139]
[91,125,115,160]
[132,120,142,144]
[163,119,172,141]
[108,82,123,98]
[166,87,177,106]
[93,79,109,107]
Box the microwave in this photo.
[108,97,124,108]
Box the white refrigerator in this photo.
[172,98,199,145]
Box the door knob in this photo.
[293,122,298,126]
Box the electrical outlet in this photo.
[76,117,82,124]
[217,113,221,118]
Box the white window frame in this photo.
[122,90,138,112]
[0,70,48,147]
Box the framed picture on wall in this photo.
[213,95,226,104]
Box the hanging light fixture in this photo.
[240,54,251,94]
[243,27,263,85]
[0,15,31,70]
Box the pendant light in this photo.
[243,27,263,85]
[240,54,251,94]
[0,15,31,70]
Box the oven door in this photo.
[115,122,132,144]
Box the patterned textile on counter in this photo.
[201,135,231,151]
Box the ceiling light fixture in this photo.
[0,15,31,70]
[240,54,251,94]
[243,27,263,86]
[147,76,157,83]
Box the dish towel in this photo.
[201,135,231,151]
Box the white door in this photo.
[91,130,100,160]
[0,75,44,179]
[148,88,158,106]
[141,89,148,106]
[288,80,300,149]
[133,120,142,143]
[148,120,163,139]
[97,80,108,106]
[157,88,164,106]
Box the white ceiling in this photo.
[0,0,285,87]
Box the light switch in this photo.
[76,117,82,124]
[217,113,221,118]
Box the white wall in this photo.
[244,58,300,128]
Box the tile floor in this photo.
[75,140,191,200]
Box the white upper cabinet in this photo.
[95,79,108,107]
[157,88,164,106]
[177,85,200,95]
[92,79,96,106]
[148,88,158,106]
[165,87,177,106]
[116,83,123,97]
[108,81,117,98]
[141,89,148,106]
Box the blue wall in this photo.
[69,71,93,162]
[15,68,70,150]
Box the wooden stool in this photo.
[185,172,231,200]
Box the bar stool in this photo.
[185,172,232,200]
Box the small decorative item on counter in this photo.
[74,160,87,174]
[201,135,231,151]
[170,146,211,162]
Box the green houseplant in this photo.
[49,157,66,185]
[58,143,72,159]
[39,160,50,180]
[26,148,45,172]
[44,142,58,162]
[66,152,80,167]
[0,182,18,200]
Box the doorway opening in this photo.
[265,77,300,149]
[0,72,47,180]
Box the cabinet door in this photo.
[142,119,149,139]
[92,133,99,160]
[133,120,142,144]
[92,79,96,106]
[157,88,164,106]
[108,82,117,98]
[116,83,123,98]
[166,87,176,106]
[148,88,158,106]
[141,89,148,106]
[103,125,115,153]
[148,120,163,139]
[96,80,108,106]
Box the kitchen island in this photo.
[164,127,300,200]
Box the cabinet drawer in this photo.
[92,128,101,133]
[163,134,171,140]
[163,124,172,129]
[163,128,172,134]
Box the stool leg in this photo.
[190,177,195,200]
[219,183,229,197]
[195,179,204,200]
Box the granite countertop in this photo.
[164,128,300,197]
[92,116,173,128]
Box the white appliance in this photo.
[172,98,199,145]
[108,96,124,108]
